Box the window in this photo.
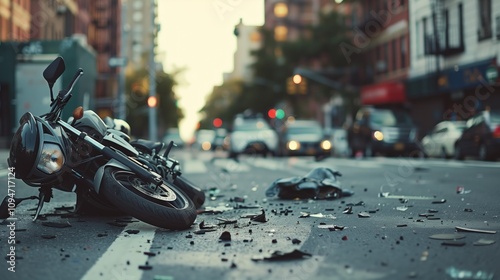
[401,35,407,69]
[392,39,397,71]
[478,0,492,40]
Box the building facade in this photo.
[0,0,30,40]
[407,0,500,135]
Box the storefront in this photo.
[406,57,500,136]
[360,81,407,105]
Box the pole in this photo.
[117,0,128,120]
[148,0,157,141]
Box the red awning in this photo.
[360,82,406,105]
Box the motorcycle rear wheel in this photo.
[100,167,197,230]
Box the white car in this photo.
[421,121,466,158]
[228,116,278,158]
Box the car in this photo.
[193,129,215,151]
[278,119,332,159]
[228,115,278,158]
[346,106,420,157]
[211,128,229,151]
[421,121,466,158]
[454,109,500,161]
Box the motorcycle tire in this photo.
[173,176,205,209]
[100,167,197,230]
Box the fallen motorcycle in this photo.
[0,57,197,230]
[98,116,206,209]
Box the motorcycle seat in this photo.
[130,139,165,154]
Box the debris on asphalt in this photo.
[456,186,471,194]
[252,249,312,261]
[219,231,231,241]
[396,206,408,211]
[291,238,301,244]
[429,233,466,240]
[230,197,245,203]
[198,205,234,214]
[193,229,216,234]
[250,209,267,223]
[199,220,217,229]
[358,212,370,218]
[138,265,153,270]
[216,217,237,225]
[446,267,494,280]
[341,235,348,241]
[441,241,466,247]
[343,206,353,214]
[41,235,56,239]
[265,167,350,200]
[473,239,496,246]
[464,208,474,212]
[432,199,447,204]
[455,226,497,234]
[317,224,345,231]
[42,221,72,228]
[125,229,140,234]
[144,252,156,257]
[107,222,127,227]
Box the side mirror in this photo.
[43,57,65,88]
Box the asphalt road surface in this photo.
[1,149,499,280]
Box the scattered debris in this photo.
[193,229,216,234]
[358,212,370,218]
[291,238,301,245]
[216,217,237,225]
[473,239,496,246]
[464,208,474,212]
[397,224,408,227]
[396,206,408,212]
[252,249,312,261]
[199,220,217,229]
[441,241,466,247]
[428,209,439,213]
[341,235,348,241]
[265,168,350,200]
[455,226,497,234]
[318,224,345,231]
[199,205,234,214]
[42,221,72,228]
[41,235,56,239]
[343,206,353,214]
[54,206,74,211]
[107,222,127,227]
[250,209,267,223]
[125,230,140,234]
[230,197,245,203]
[432,199,447,204]
[138,265,153,270]
[144,252,157,257]
[219,231,231,241]
[429,233,466,240]
[456,186,471,194]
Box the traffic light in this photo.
[147,96,158,108]
[213,118,223,128]
[268,108,277,119]
[275,109,285,119]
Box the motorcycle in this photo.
[101,117,206,209]
[0,57,197,230]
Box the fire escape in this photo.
[424,0,465,88]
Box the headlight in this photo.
[37,143,65,174]
[287,140,300,151]
[320,140,332,150]
[201,141,211,151]
[373,130,384,141]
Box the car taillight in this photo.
[493,126,500,138]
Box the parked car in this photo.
[228,114,278,158]
[421,121,466,158]
[211,128,229,151]
[454,109,500,161]
[278,119,332,159]
[193,129,215,151]
[346,106,420,157]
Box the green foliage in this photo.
[200,10,353,125]
[125,66,183,138]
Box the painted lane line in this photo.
[81,221,156,280]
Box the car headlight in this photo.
[320,140,332,150]
[37,143,65,174]
[201,141,211,151]
[373,130,384,141]
[287,140,300,151]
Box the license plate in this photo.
[307,148,316,155]
[394,143,405,151]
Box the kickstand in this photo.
[33,187,53,222]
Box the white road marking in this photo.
[81,222,156,280]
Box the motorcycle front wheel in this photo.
[100,167,197,230]
[173,175,205,209]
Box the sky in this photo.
[157,0,265,141]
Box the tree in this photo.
[125,64,184,138]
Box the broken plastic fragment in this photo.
[291,238,301,244]
[250,210,267,223]
[473,239,496,246]
[216,217,237,225]
[125,230,140,234]
[252,249,312,261]
[455,226,497,234]
[396,206,408,212]
[429,233,466,240]
[219,231,231,241]
[41,235,56,239]
[199,220,217,229]
[432,199,446,204]
[358,212,370,218]
[441,241,466,247]
[343,206,353,214]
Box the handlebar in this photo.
[60,68,83,98]
[48,68,84,120]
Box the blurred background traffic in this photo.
[1,0,499,161]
